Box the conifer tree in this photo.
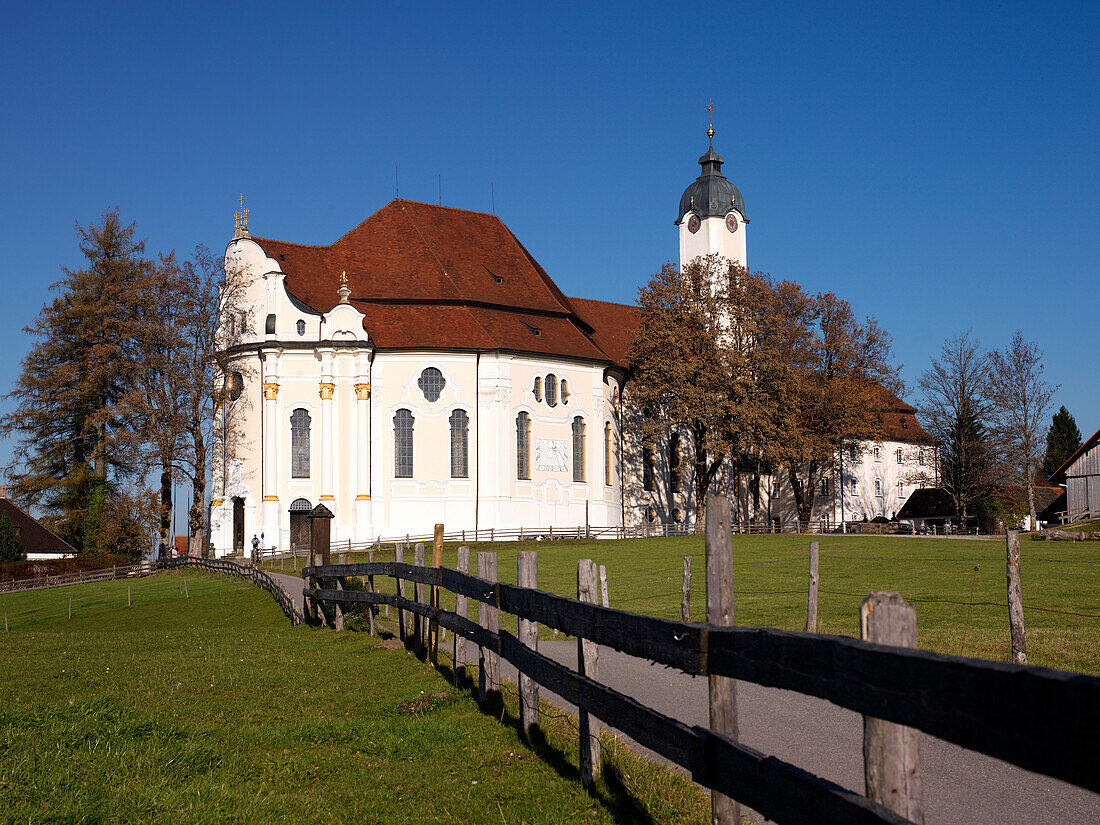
[1,208,151,551]
[0,512,23,563]
[1040,406,1082,480]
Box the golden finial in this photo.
[234,194,250,239]
[337,270,351,304]
[340,270,348,286]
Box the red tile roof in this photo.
[569,297,641,367]
[251,199,622,365]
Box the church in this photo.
[209,131,931,555]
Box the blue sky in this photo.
[1,2,1096,527]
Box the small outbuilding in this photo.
[1049,426,1100,522]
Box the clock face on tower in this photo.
[724,212,738,233]
[687,214,700,234]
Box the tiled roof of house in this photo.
[251,199,623,366]
[0,496,77,556]
[568,297,641,367]
[877,391,934,444]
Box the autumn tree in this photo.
[1,208,153,552]
[769,292,901,526]
[627,256,785,528]
[987,331,1057,528]
[918,331,996,527]
[1040,406,1082,480]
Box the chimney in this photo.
[0,485,6,499]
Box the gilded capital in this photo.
[263,382,280,401]
[262,495,279,502]
[354,383,371,401]
[319,381,335,400]
[211,498,224,507]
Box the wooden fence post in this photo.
[577,558,601,785]
[414,542,426,657]
[477,551,499,707]
[1006,529,1027,664]
[395,542,407,642]
[806,540,819,632]
[599,564,609,608]
[334,572,345,631]
[681,556,692,622]
[366,546,376,636]
[430,524,444,665]
[706,495,740,825]
[860,591,924,823]
[518,550,539,736]
[455,546,470,686]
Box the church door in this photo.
[289,498,312,551]
[232,498,244,551]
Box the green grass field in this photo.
[268,532,1100,675]
[0,572,711,824]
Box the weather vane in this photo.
[705,100,716,140]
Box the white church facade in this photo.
[210,131,934,555]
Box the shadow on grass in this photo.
[432,658,656,825]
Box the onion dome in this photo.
[677,128,746,222]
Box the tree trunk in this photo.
[159,465,172,559]
[190,426,206,556]
[788,467,811,526]
[1026,466,1037,530]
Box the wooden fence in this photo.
[158,556,303,626]
[300,499,1100,825]
[0,561,153,593]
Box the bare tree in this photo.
[987,331,1057,528]
[917,331,996,528]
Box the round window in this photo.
[645,506,657,523]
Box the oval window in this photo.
[418,367,446,402]
[296,319,305,336]
[545,374,557,407]
[533,376,542,402]
[560,378,569,404]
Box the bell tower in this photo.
[677,127,748,270]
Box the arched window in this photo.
[290,409,311,478]
[418,367,445,402]
[545,374,557,407]
[572,416,585,482]
[394,409,414,478]
[604,422,612,486]
[669,432,681,493]
[560,378,570,404]
[516,412,531,480]
[533,376,542,402]
[296,319,306,336]
[897,480,905,499]
[873,446,882,463]
[874,478,883,498]
[642,445,655,491]
[230,371,244,401]
[895,447,904,464]
[450,409,469,478]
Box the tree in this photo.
[1040,406,1082,480]
[917,331,996,527]
[987,331,1057,528]
[769,292,901,526]
[1,208,152,551]
[627,256,787,529]
[0,512,24,563]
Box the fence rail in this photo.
[158,556,303,626]
[0,562,153,593]
[302,515,1100,825]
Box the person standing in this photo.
[251,533,260,562]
